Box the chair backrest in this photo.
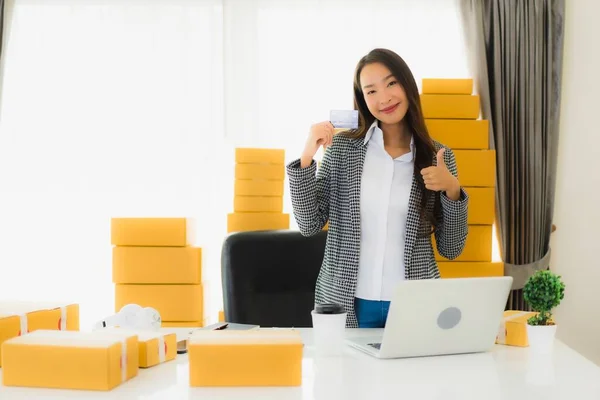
[221,229,327,327]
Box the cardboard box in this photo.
[111,217,195,246]
[425,119,489,149]
[453,150,496,187]
[234,180,284,197]
[115,284,203,322]
[465,187,495,225]
[438,262,504,278]
[1,329,138,391]
[420,94,480,119]
[161,320,206,328]
[235,164,285,181]
[235,148,285,165]
[188,329,303,387]
[233,196,283,213]
[137,331,177,368]
[112,246,202,284]
[495,310,539,347]
[0,302,79,333]
[422,78,473,95]
[433,225,493,262]
[227,213,290,233]
[97,328,177,368]
[0,302,80,367]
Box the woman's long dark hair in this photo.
[344,48,440,231]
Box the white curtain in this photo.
[0,0,470,329]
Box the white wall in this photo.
[551,0,600,366]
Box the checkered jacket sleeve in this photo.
[434,146,469,260]
[285,148,332,236]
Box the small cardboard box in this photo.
[111,217,195,246]
[112,246,202,284]
[420,94,480,119]
[422,78,474,95]
[1,329,138,391]
[495,310,539,347]
[227,212,290,233]
[235,148,285,165]
[98,328,177,368]
[115,283,203,322]
[189,329,303,387]
[453,150,496,188]
[234,180,284,197]
[235,164,285,180]
[161,320,206,328]
[434,225,493,262]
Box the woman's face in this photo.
[359,62,409,126]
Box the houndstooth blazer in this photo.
[286,133,469,328]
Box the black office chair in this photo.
[221,229,327,327]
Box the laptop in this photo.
[346,276,513,359]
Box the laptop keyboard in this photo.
[368,343,381,350]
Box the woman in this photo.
[286,48,469,328]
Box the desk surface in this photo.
[1,328,600,399]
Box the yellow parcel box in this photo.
[495,310,540,347]
[438,262,504,278]
[0,301,79,334]
[234,196,283,213]
[422,78,473,95]
[434,225,493,262]
[189,329,303,387]
[115,284,203,322]
[162,320,206,328]
[1,329,138,391]
[235,164,285,181]
[99,328,177,368]
[111,217,195,246]
[113,246,202,284]
[420,94,480,119]
[235,148,285,165]
[227,213,290,233]
[453,150,496,187]
[234,180,284,197]
[465,187,495,225]
[425,119,489,150]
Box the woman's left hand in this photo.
[420,148,461,200]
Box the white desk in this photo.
[1,328,600,399]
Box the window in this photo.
[0,0,472,328]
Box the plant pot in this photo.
[526,323,557,354]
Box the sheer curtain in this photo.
[0,0,470,329]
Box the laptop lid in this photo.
[378,276,513,358]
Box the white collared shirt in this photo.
[355,120,415,301]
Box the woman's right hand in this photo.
[300,121,334,168]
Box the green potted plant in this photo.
[523,269,566,353]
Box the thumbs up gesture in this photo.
[420,148,461,200]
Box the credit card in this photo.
[330,110,359,129]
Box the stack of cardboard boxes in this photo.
[228,148,289,233]
[420,78,503,278]
[111,218,206,328]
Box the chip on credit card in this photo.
[330,110,359,129]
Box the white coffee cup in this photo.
[311,303,347,357]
